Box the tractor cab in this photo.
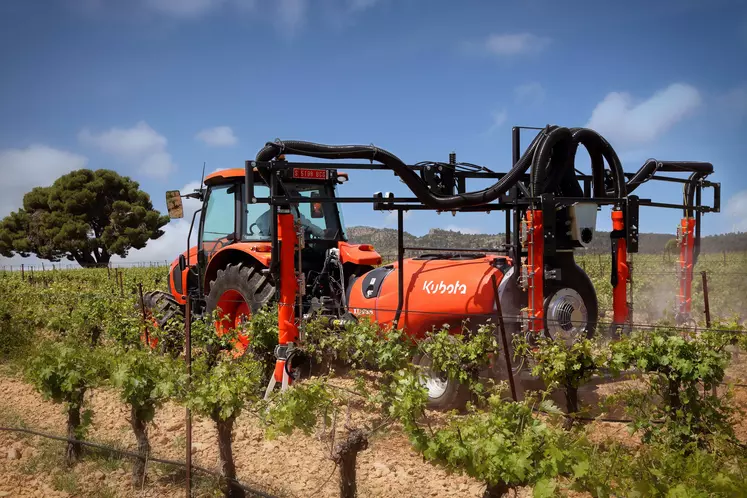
[198,166,348,260]
[164,164,378,320]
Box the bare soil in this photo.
[2,350,745,498]
[0,370,487,498]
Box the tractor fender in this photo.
[168,246,198,305]
[203,243,272,296]
[338,241,382,266]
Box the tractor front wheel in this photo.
[140,290,184,355]
[205,262,275,354]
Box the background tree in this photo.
[0,169,169,267]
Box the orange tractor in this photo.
[146,125,720,409]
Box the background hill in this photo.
[346,226,747,259]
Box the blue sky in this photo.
[1,0,746,265]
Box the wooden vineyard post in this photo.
[702,271,717,397]
[138,283,149,347]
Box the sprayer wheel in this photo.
[543,264,598,343]
[412,352,471,412]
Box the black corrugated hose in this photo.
[255,125,633,209]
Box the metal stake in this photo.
[701,271,711,328]
[491,274,517,402]
[184,295,192,498]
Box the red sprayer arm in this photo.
[678,217,695,317]
[525,210,544,334]
[611,210,630,326]
[274,210,299,384]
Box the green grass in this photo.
[21,438,64,475]
[88,485,119,498]
[0,405,28,429]
[171,433,186,453]
[51,472,79,493]
[86,437,128,472]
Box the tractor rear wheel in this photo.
[205,262,275,354]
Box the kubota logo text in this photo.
[422,280,467,295]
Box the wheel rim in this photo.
[424,373,449,399]
[215,289,251,352]
[417,357,449,399]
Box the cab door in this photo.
[199,183,239,262]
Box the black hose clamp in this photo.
[284,348,309,380]
[273,343,293,360]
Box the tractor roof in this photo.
[204,168,247,184]
[205,167,348,185]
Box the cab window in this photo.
[243,182,341,240]
[296,189,328,234]
[245,185,271,240]
[201,184,236,254]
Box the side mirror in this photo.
[166,190,184,219]
[178,254,186,272]
[310,192,324,219]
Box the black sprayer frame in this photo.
[241,126,721,325]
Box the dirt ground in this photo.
[1,351,745,498]
[0,369,488,498]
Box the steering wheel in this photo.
[248,223,260,236]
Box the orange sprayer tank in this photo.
[347,254,511,338]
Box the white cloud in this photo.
[78,121,176,179]
[383,210,413,227]
[483,109,508,136]
[111,181,203,264]
[725,190,747,232]
[717,85,747,120]
[514,82,545,105]
[348,0,379,11]
[195,126,238,147]
[79,0,386,36]
[275,0,307,34]
[445,225,481,235]
[484,33,551,57]
[144,0,224,17]
[0,145,88,217]
[139,0,258,18]
[585,83,702,147]
[112,218,192,264]
[0,252,50,270]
